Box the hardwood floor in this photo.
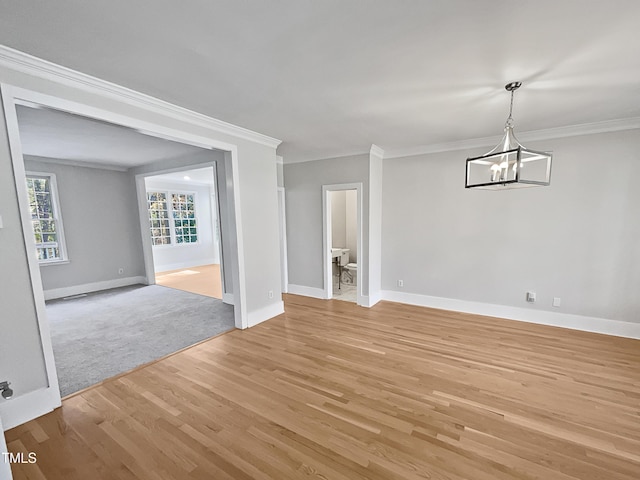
[155,264,222,299]
[6,295,640,479]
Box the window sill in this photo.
[39,259,70,267]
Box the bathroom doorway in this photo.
[322,183,363,304]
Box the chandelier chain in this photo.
[505,89,515,128]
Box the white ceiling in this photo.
[148,167,215,187]
[2,1,639,162]
[16,105,207,168]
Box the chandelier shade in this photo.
[465,82,552,190]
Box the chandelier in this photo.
[465,82,552,189]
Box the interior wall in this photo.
[235,141,283,317]
[330,190,346,248]
[345,189,357,263]
[0,105,48,400]
[145,176,219,272]
[284,154,369,294]
[276,158,284,187]
[381,129,640,324]
[0,63,282,423]
[23,156,146,292]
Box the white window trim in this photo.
[26,171,69,265]
[146,189,200,247]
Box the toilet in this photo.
[343,263,358,285]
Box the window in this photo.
[26,173,67,263]
[171,193,198,244]
[147,192,171,245]
[146,191,198,245]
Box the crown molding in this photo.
[283,149,371,165]
[0,45,282,149]
[369,144,385,159]
[384,117,640,159]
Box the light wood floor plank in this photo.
[155,264,222,299]
[6,294,640,479]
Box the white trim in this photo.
[209,168,226,300]
[380,290,640,340]
[8,87,240,153]
[0,45,282,149]
[287,284,327,299]
[43,276,146,301]
[369,144,385,159]
[1,84,62,428]
[25,170,69,264]
[227,149,248,329]
[136,175,157,286]
[384,117,640,159]
[285,149,370,165]
[222,293,234,305]
[276,155,284,165]
[277,187,288,294]
[22,155,129,172]
[0,387,60,432]
[361,292,382,308]
[247,301,285,328]
[322,183,364,306]
[0,415,12,479]
[367,146,383,307]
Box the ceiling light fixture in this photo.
[465,82,552,190]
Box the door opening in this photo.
[322,183,363,304]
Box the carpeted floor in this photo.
[46,284,235,397]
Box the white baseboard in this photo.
[154,258,218,273]
[381,290,640,340]
[0,386,61,431]
[247,301,285,328]
[287,284,327,299]
[222,293,234,305]
[359,291,382,308]
[44,276,146,300]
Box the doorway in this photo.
[2,86,246,412]
[144,166,226,300]
[322,183,363,304]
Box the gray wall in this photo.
[330,190,347,248]
[382,129,640,323]
[284,154,369,293]
[24,156,145,291]
[0,107,48,398]
[345,190,357,263]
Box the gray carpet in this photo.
[46,285,235,397]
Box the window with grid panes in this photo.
[147,192,172,245]
[171,193,198,243]
[26,174,67,263]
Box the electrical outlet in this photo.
[553,297,561,307]
[268,290,274,299]
[398,280,404,287]
[526,291,536,303]
[118,268,124,275]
